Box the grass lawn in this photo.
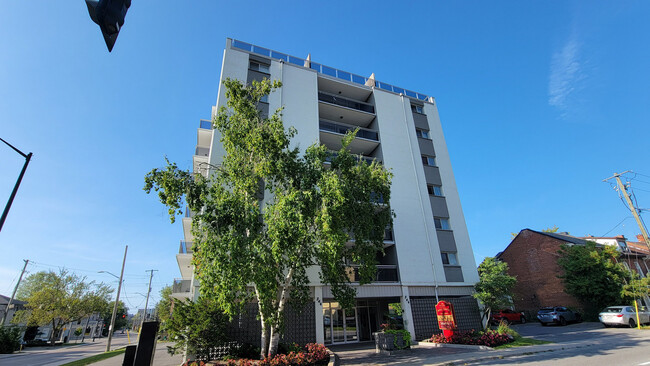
[495,337,553,349]
[59,348,126,366]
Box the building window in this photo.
[427,184,443,196]
[421,155,436,167]
[441,252,458,265]
[416,129,430,139]
[260,94,269,103]
[411,104,424,114]
[434,217,450,230]
[249,60,270,73]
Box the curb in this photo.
[417,342,494,351]
[431,342,589,365]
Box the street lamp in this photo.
[98,245,127,352]
[0,137,32,233]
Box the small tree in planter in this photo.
[374,303,411,352]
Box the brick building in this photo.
[498,230,650,317]
[496,229,587,316]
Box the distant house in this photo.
[498,230,650,317]
[496,229,588,316]
[0,294,27,326]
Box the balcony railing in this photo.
[318,92,375,114]
[179,241,193,254]
[172,279,191,294]
[324,152,376,166]
[231,39,430,101]
[199,120,212,129]
[348,265,399,282]
[319,120,379,141]
[195,147,209,157]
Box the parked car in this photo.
[537,306,581,326]
[599,306,650,328]
[491,309,526,324]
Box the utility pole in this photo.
[0,137,32,233]
[140,269,157,335]
[1,259,29,326]
[105,245,127,352]
[604,171,650,251]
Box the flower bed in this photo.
[221,343,329,366]
[429,329,513,348]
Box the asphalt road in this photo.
[0,332,136,366]
[466,321,650,366]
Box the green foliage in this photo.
[622,274,650,302]
[496,320,519,339]
[0,325,22,354]
[474,257,516,326]
[144,78,393,356]
[156,285,173,325]
[542,225,560,233]
[557,241,630,319]
[59,348,126,366]
[14,269,112,344]
[165,296,228,360]
[384,329,411,349]
[100,300,129,334]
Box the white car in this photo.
[599,306,650,328]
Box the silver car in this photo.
[599,306,650,328]
[537,306,580,326]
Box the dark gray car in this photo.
[537,306,581,326]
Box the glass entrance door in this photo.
[323,302,358,344]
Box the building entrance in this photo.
[323,299,394,344]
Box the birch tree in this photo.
[144,78,393,357]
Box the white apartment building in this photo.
[172,39,481,344]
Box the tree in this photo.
[165,296,228,360]
[156,285,173,326]
[100,300,128,335]
[557,241,630,319]
[473,257,517,328]
[621,275,650,305]
[15,269,112,345]
[144,79,393,357]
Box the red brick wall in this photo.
[499,230,581,316]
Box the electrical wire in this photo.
[602,217,633,236]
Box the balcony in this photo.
[318,92,375,127]
[324,151,377,166]
[347,265,399,282]
[179,240,193,254]
[319,120,379,155]
[197,120,212,148]
[171,278,191,299]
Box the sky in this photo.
[1,1,649,313]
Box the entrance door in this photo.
[323,302,358,344]
[357,304,379,341]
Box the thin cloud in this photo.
[548,34,585,114]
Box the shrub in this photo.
[0,325,22,354]
[430,329,512,347]
[225,343,329,366]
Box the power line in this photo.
[602,216,633,236]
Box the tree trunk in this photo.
[255,286,270,359]
[50,319,57,346]
[267,267,295,357]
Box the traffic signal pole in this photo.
[106,245,127,352]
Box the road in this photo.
[465,322,650,366]
[0,332,140,366]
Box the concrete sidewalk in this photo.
[332,340,591,365]
[90,342,183,366]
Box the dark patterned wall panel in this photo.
[411,296,482,340]
[281,302,316,344]
[224,302,316,347]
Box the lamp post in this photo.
[0,137,32,233]
[99,245,127,352]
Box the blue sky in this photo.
[1,1,649,311]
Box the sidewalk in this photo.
[332,340,590,365]
[90,342,183,366]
